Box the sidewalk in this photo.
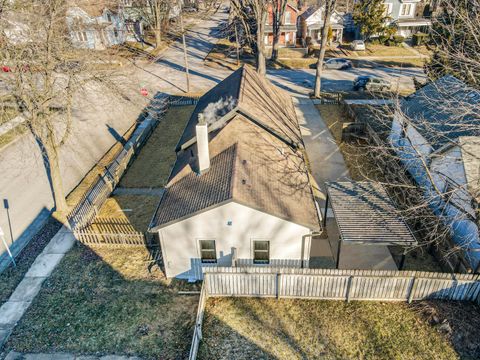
[293,96,349,205]
[0,227,75,349]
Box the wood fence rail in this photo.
[203,267,480,302]
[74,229,146,247]
[189,280,208,360]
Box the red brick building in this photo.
[264,2,299,47]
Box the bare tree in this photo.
[314,0,335,98]
[270,0,287,62]
[0,0,128,219]
[231,0,269,76]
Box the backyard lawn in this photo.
[4,245,200,359]
[198,297,480,360]
[119,105,195,188]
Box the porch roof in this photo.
[326,182,417,246]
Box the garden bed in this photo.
[198,297,478,359]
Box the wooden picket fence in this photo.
[74,229,146,247]
[188,266,480,360]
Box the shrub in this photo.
[378,35,390,44]
[393,35,405,45]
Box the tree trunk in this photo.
[154,27,162,49]
[314,1,334,98]
[257,11,267,76]
[42,135,68,217]
[271,33,280,61]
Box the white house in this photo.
[382,0,432,38]
[297,5,345,45]
[389,76,480,270]
[66,0,127,50]
[149,66,321,280]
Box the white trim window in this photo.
[199,240,217,263]
[285,11,292,25]
[253,240,270,264]
[383,3,393,16]
[76,31,88,42]
[400,3,414,17]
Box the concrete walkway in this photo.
[0,227,75,349]
[5,351,141,360]
[293,96,349,205]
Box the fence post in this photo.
[346,275,354,302]
[407,276,417,303]
[276,273,282,299]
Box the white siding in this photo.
[158,202,313,280]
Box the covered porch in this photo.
[313,181,417,270]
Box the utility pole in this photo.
[180,14,191,93]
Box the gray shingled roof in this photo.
[401,76,480,150]
[151,66,320,231]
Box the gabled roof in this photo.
[151,66,320,231]
[176,66,303,152]
[401,76,480,150]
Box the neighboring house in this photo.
[149,65,321,280]
[382,0,432,38]
[66,0,126,50]
[264,1,299,47]
[389,76,480,270]
[297,5,345,45]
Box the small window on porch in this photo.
[253,240,270,264]
[284,11,292,25]
[200,240,217,263]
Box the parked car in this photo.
[353,76,391,91]
[323,58,352,70]
[351,40,366,51]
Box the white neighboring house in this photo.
[149,66,321,280]
[67,1,127,50]
[389,76,480,270]
[297,5,345,45]
[382,0,432,38]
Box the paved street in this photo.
[0,3,425,266]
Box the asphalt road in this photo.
[0,3,425,265]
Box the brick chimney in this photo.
[196,114,210,174]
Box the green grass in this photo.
[5,245,200,359]
[119,106,195,188]
[363,44,417,57]
[198,298,459,360]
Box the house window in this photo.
[76,31,88,42]
[253,240,270,264]
[383,3,393,16]
[285,11,292,25]
[107,13,112,22]
[199,240,217,263]
[114,28,119,38]
[400,3,413,16]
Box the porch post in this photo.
[323,194,329,228]
[336,237,342,269]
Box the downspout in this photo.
[301,231,322,268]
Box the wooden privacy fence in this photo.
[203,267,480,303]
[188,267,480,360]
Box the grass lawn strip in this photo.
[5,245,200,360]
[199,297,460,360]
[119,105,195,188]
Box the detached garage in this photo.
[149,66,321,280]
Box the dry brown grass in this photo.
[119,105,195,188]
[199,297,460,360]
[5,244,200,359]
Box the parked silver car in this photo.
[353,76,391,91]
[351,40,366,51]
[323,58,353,70]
